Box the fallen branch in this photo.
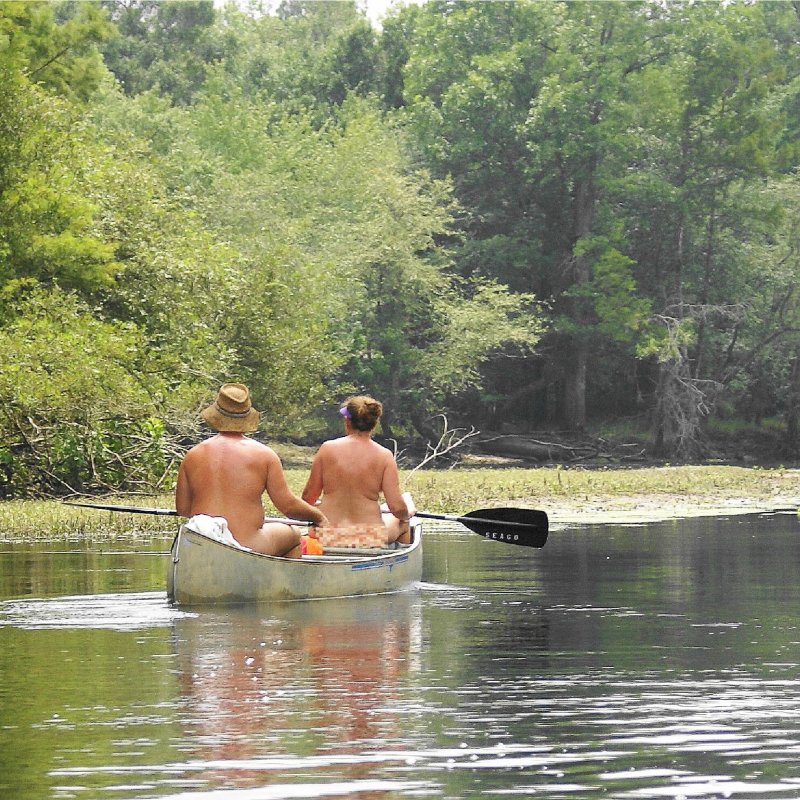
[408,415,480,476]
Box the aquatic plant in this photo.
[2,465,796,542]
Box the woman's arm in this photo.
[301,447,324,505]
[381,455,410,522]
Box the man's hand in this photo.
[311,512,330,532]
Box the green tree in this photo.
[396,0,664,430]
[0,287,174,495]
[388,0,799,457]
[171,48,545,435]
[0,0,112,102]
[100,0,222,105]
[0,4,239,495]
[93,1,544,439]
[192,0,381,115]
[619,1,792,457]
[0,11,118,296]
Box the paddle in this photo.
[414,508,548,548]
[64,501,312,525]
[64,501,548,548]
[64,501,178,516]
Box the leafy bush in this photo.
[0,286,187,497]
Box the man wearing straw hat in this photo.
[176,383,328,557]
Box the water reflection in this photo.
[0,542,168,599]
[171,593,424,791]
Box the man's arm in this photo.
[175,459,192,517]
[265,450,328,526]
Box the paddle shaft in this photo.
[64,501,178,516]
[64,501,313,526]
[63,502,547,547]
[416,510,529,528]
[66,502,526,527]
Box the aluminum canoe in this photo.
[167,521,423,605]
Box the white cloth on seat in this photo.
[184,514,251,551]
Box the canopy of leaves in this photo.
[2,0,800,498]
[389,0,800,452]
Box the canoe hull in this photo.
[167,523,423,605]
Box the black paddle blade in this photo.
[461,507,548,548]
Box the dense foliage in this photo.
[0,0,798,496]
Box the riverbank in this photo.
[1,464,798,541]
[546,466,800,524]
[404,464,800,526]
[546,488,799,525]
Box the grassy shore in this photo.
[1,465,798,542]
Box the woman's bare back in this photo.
[304,435,406,528]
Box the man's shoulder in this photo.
[182,438,210,458]
[189,435,273,457]
[242,438,280,462]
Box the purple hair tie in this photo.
[339,406,351,420]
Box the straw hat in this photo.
[201,383,261,432]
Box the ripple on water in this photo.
[59,779,433,800]
[0,591,195,630]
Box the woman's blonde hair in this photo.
[342,395,383,432]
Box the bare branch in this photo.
[408,415,479,476]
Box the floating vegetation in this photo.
[1,465,797,542]
[0,496,176,543]
[398,464,799,512]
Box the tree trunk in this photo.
[563,342,587,430]
[651,354,712,460]
[561,176,594,431]
[785,356,800,456]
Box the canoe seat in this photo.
[310,545,398,558]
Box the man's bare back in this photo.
[176,433,325,556]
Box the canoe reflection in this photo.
[170,591,423,788]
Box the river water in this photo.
[2,511,800,799]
